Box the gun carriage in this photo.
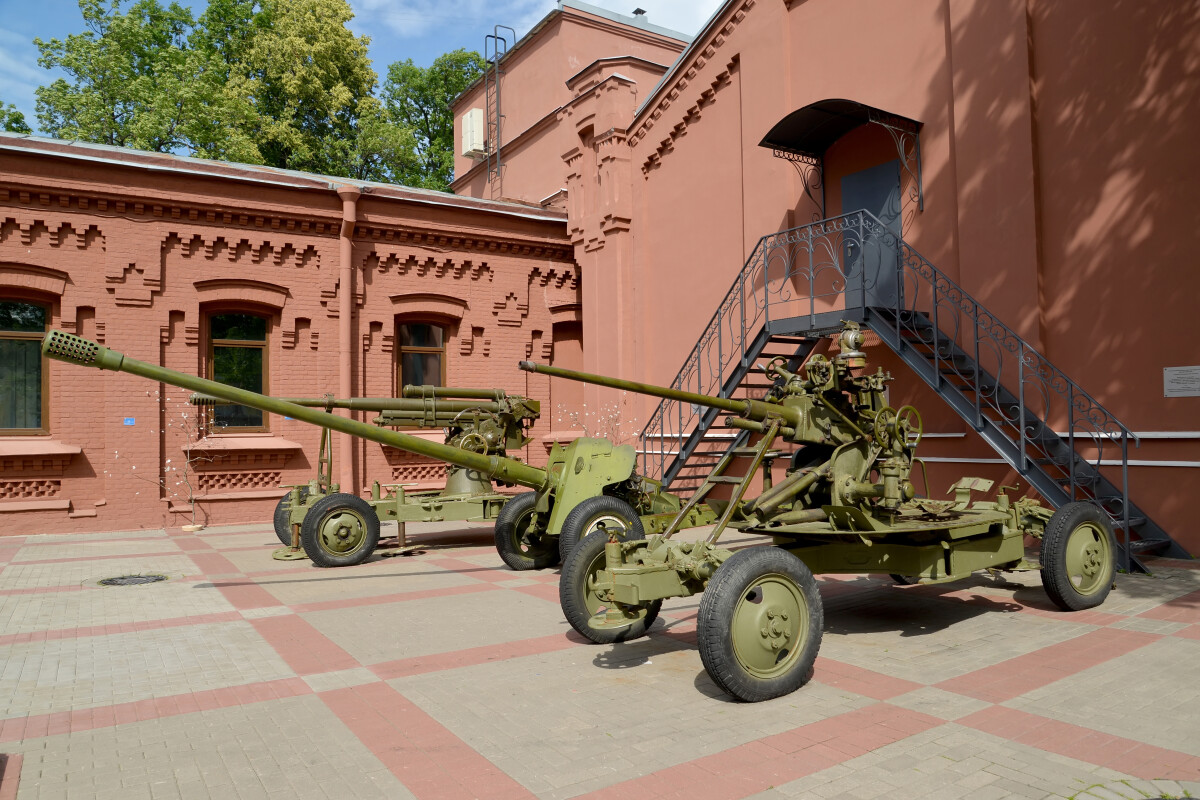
[41,330,685,573]
[189,387,542,566]
[520,322,1118,702]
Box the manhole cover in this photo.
[98,574,168,586]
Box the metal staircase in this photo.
[637,211,1188,571]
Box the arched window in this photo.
[397,321,446,392]
[206,311,269,431]
[0,298,49,433]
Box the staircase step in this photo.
[729,448,783,458]
[1127,537,1168,553]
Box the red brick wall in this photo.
[0,139,577,535]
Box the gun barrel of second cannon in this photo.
[401,385,506,401]
[519,360,797,427]
[45,331,548,490]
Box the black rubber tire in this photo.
[299,492,380,568]
[560,529,661,644]
[494,492,559,571]
[889,574,920,585]
[272,488,309,546]
[697,547,823,702]
[558,495,645,563]
[1040,501,1117,611]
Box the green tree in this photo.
[231,0,383,177]
[28,0,446,183]
[36,0,204,151]
[382,49,486,190]
[1,103,33,133]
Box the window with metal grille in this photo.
[207,312,269,431]
[0,299,49,433]
[397,321,446,392]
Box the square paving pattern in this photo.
[0,522,1198,800]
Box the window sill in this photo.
[187,434,303,453]
[0,499,71,513]
[0,437,82,472]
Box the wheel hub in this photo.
[1081,543,1102,577]
[760,607,791,650]
[320,512,364,553]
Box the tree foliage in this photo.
[382,49,486,190]
[1,103,33,133]
[28,0,466,185]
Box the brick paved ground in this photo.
[0,521,1198,800]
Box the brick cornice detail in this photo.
[639,57,739,176]
[1,185,572,262]
[0,184,338,236]
[630,0,754,144]
[353,224,572,260]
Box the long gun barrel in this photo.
[401,385,505,401]
[518,361,801,429]
[189,393,504,414]
[45,331,548,490]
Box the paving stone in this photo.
[1005,636,1200,757]
[391,637,875,794]
[0,556,201,590]
[303,586,564,664]
[0,620,294,719]
[0,578,236,635]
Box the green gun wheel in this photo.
[697,547,823,702]
[494,492,559,571]
[558,495,645,562]
[560,529,660,644]
[1040,501,1116,611]
[299,492,380,568]
[272,488,310,546]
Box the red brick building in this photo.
[0,135,578,533]
[2,0,1197,557]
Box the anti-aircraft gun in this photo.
[42,330,682,571]
[520,322,1118,702]
[189,387,542,566]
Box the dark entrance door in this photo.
[841,159,901,310]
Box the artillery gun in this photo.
[520,322,1118,702]
[189,387,542,565]
[41,330,684,573]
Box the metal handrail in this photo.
[638,211,1139,553]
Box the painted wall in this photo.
[473,0,1198,551]
[451,6,685,203]
[0,136,578,534]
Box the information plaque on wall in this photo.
[1164,366,1200,398]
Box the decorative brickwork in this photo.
[390,463,448,484]
[196,471,282,494]
[0,479,61,500]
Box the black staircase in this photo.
[637,211,1188,571]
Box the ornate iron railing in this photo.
[639,210,1151,564]
[639,211,879,480]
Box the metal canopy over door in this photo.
[841,159,901,310]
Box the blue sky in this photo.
[0,0,723,135]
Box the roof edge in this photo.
[0,132,567,224]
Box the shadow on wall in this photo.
[939,0,1200,419]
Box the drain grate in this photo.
[98,574,168,586]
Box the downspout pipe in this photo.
[336,185,361,494]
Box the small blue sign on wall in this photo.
[123,417,136,426]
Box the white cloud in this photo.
[0,28,51,128]
[350,0,724,42]
[351,0,550,40]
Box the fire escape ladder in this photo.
[483,26,514,197]
[637,210,1188,572]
